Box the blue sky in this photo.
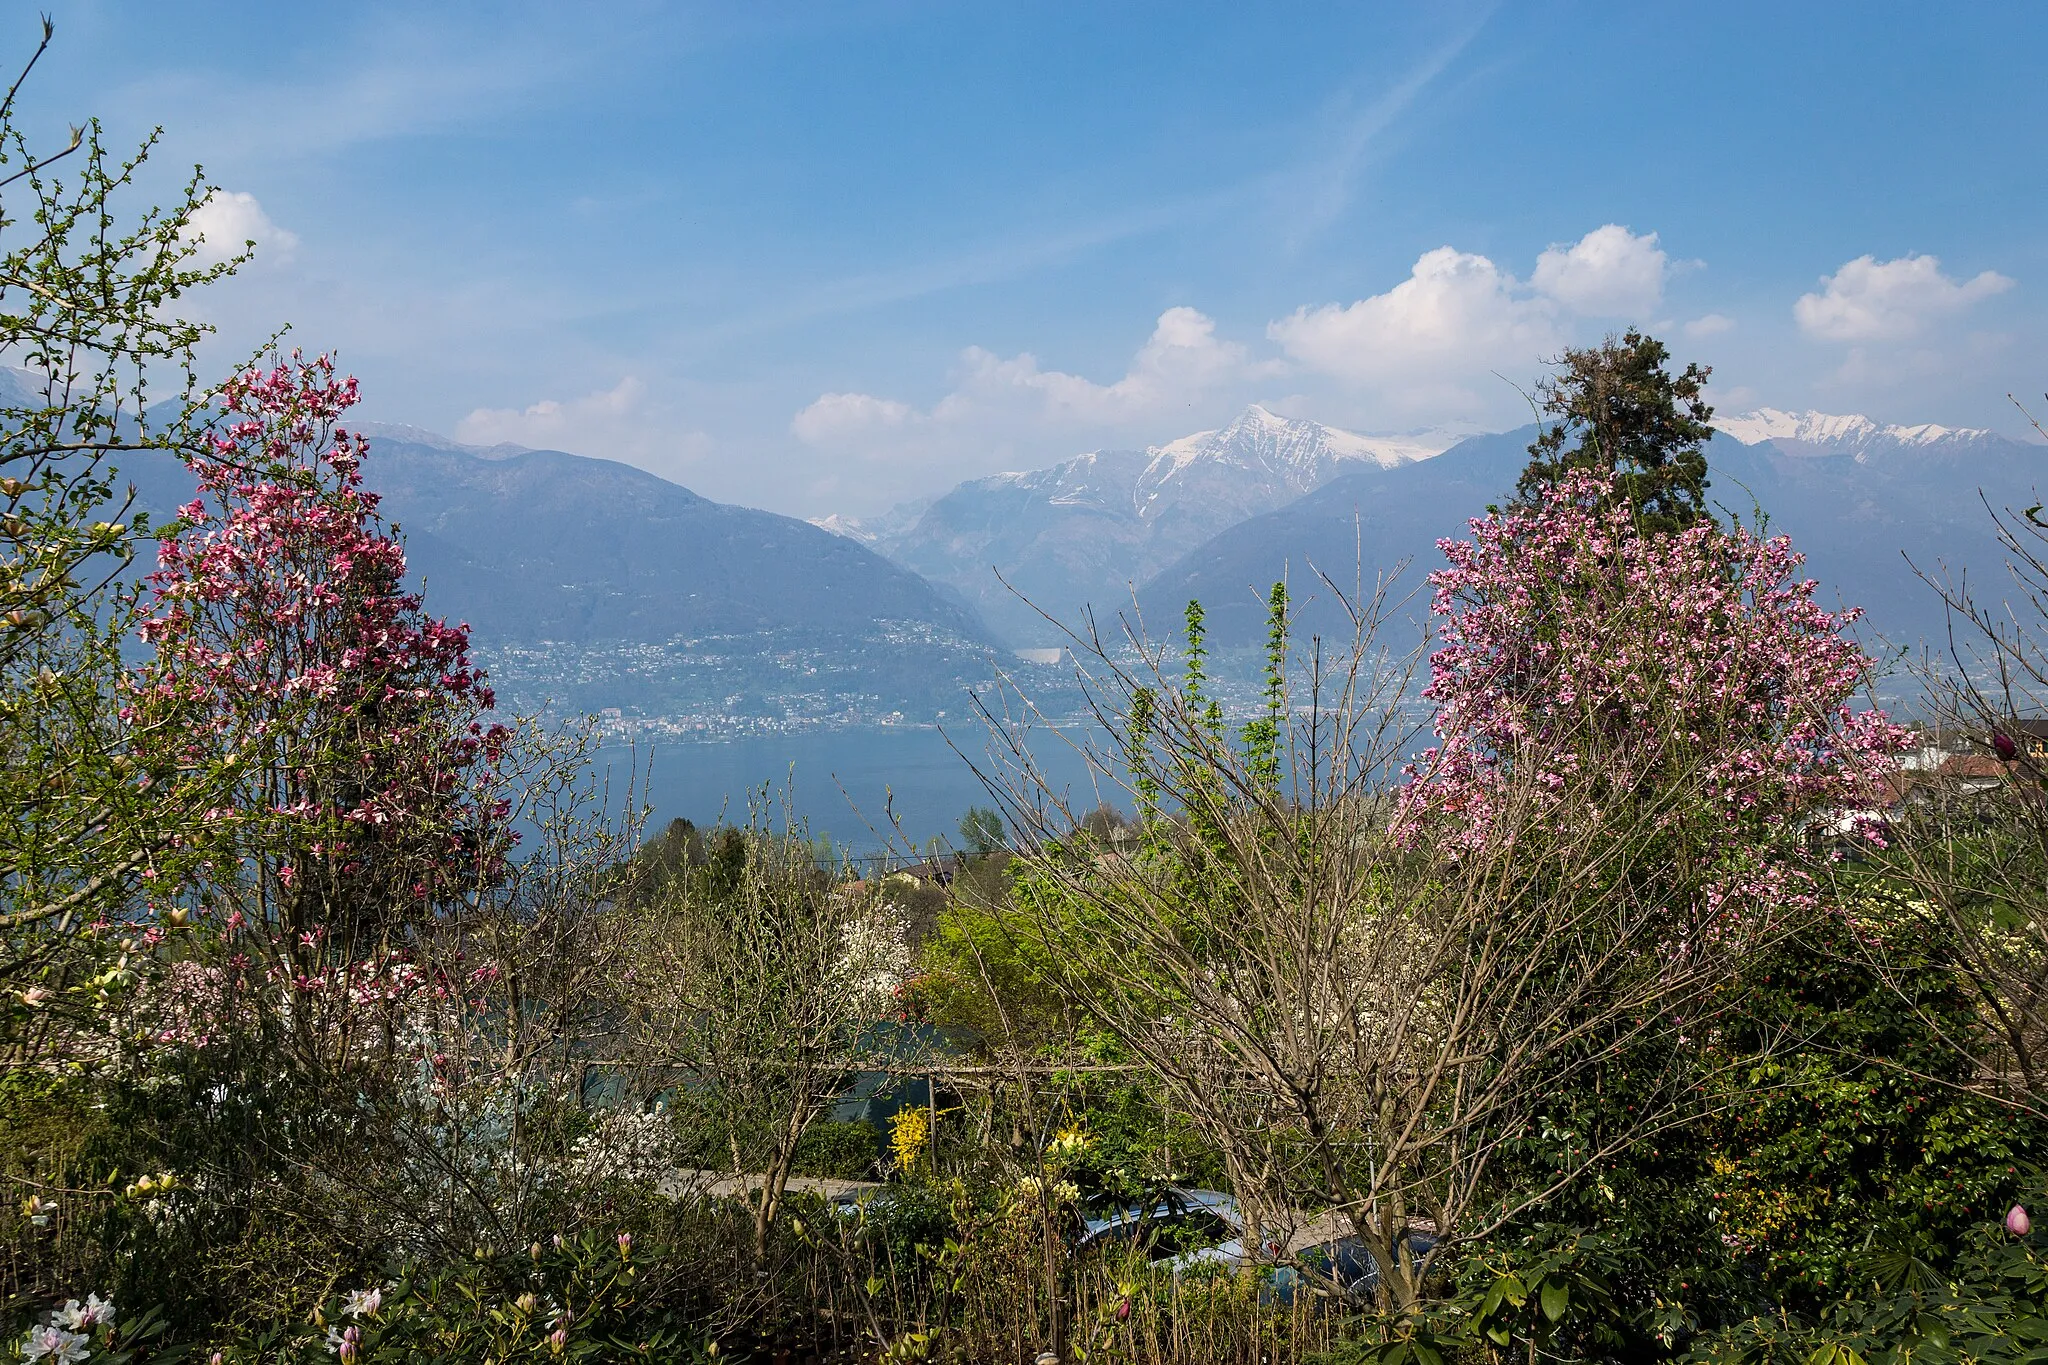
[25,2,2047,515]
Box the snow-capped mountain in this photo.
[1148,412,2047,652]
[808,497,931,548]
[840,405,1447,644]
[1716,407,2006,460]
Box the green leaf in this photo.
[1540,1278,1569,1323]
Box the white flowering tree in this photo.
[623,823,906,1262]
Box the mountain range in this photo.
[1135,410,2046,659]
[68,376,2048,727]
[108,431,1011,728]
[824,405,1451,643]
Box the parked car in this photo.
[1134,1191,1437,1305]
[1075,1187,1240,1262]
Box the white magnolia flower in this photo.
[21,1323,92,1363]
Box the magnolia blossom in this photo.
[1401,472,1904,837]
[1399,471,1907,928]
[126,354,517,1068]
[135,353,511,922]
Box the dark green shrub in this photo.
[789,1119,881,1180]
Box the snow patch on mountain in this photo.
[1146,404,1444,482]
[809,497,934,546]
[1717,407,2000,458]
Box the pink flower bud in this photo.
[617,1231,632,1258]
[1993,732,2019,761]
[2009,1204,2032,1236]
[549,1328,569,1355]
[1116,1297,1132,1322]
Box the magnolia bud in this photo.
[2009,1204,2033,1237]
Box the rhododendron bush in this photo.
[1402,471,1907,927]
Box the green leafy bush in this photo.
[790,1119,882,1180]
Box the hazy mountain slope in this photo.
[109,436,1007,724]
[868,405,1446,643]
[1708,413,2047,652]
[1137,428,1537,645]
[1140,417,2048,657]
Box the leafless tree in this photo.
[1883,396,2048,1115]
[968,578,1782,1312]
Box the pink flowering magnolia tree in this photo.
[1401,471,1907,924]
[128,354,513,1062]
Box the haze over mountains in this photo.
[815,402,2045,664]
[1136,410,2046,656]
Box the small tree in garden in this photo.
[0,15,244,1039]
[623,821,907,1263]
[129,354,513,1071]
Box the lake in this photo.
[591,722,1122,856]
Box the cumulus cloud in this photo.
[1268,226,1670,411]
[1794,253,2013,341]
[1269,246,1557,389]
[1684,313,1735,338]
[791,392,914,444]
[457,376,648,449]
[1530,224,1667,316]
[181,190,299,267]
[946,307,1247,422]
[791,307,1251,452]
[792,228,1681,469]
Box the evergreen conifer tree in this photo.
[1514,328,1715,533]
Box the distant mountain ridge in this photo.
[111,432,1006,726]
[840,405,1452,643]
[1716,407,2005,459]
[1140,413,2047,659]
[79,381,2048,724]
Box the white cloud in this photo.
[1794,253,2013,341]
[1267,226,1681,418]
[457,376,648,449]
[791,307,1252,453]
[1530,225,1667,316]
[943,306,1248,422]
[1268,246,1559,390]
[1684,313,1736,338]
[181,190,299,267]
[452,375,716,485]
[791,391,914,444]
